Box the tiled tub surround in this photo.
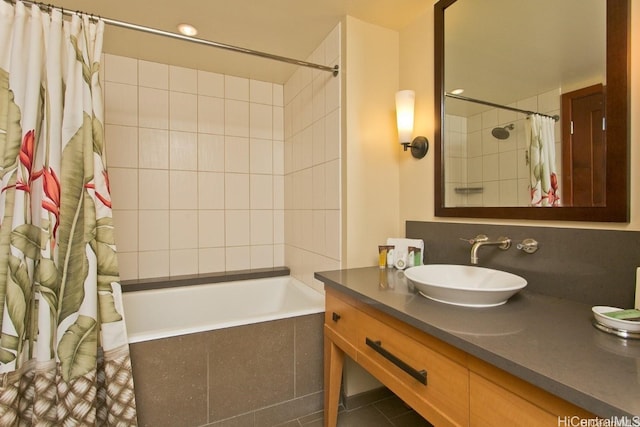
[104,53,289,280]
[406,221,640,309]
[123,274,325,427]
[103,22,342,291]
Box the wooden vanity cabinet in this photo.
[325,288,469,426]
[324,287,594,427]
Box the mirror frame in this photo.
[434,0,630,222]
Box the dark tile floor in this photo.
[277,395,433,427]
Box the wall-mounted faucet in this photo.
[461,234,511,265]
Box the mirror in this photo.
[434,0,629,222]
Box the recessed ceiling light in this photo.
[177,23,198,37]
[451,88,464,95]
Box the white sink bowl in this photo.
[404,264,527,307]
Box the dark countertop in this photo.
[315,266,640,419]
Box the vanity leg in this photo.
[324,334,344,427]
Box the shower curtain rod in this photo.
[10,0,340,76]
[446,92,559,122]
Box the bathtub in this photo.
[122,275,325,343]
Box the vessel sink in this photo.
[404,264,527,307]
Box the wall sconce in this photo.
[395,90,428,159]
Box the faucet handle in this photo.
[460,234,488,245]
[517,238,539,254]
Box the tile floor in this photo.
[277,395,433,427]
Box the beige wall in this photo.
[344,16,402,269]
[398,3,640,231]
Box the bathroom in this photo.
[7,0,638,425]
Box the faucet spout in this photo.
[468,235,511,265]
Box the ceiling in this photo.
[46,0,432,84]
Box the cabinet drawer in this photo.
[325,290,359,356]
[357,312,469,426]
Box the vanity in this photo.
[317,267,640,426]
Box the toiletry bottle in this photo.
[386,248,394,268]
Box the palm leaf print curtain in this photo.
[0,2,137,425]
[527,114,559,206]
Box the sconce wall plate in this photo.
[403,136,429,159]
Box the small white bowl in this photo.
[592,306,640,333]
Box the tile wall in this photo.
[444,89,561,207]
[103,23,342,286]
[103,55,286,280]
[284,25,342,291]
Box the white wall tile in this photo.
[325,159,340,210]
[170,210,198,249]
[169,65,198,94]
[138,169,169,210]
[139,60,168,89]
[225,136,249,173]
[170,249,198,276]
[198,134,225,172]
[198,96,225,135]
[104,54,137,85]
[325,209,340,260]
[250,103,273,139]
[250,80,273,104]
[273,141,284,175]
[139,87,169,129]
[225,246,250,271]
[273,106,284,141]
[103,55,294,279]
[198,210,225,247]
[225,173,249,209]
[139,129,169,169]
[105,125,138,168]
[483,154,500,182]
[250,175,273,209]
[198,247,225,273]
[225,99,249,137]
[198,70,224,97]
[170,171,198,209]
[250,138,273,174]
[499,151,518,180]
[251,245,273,269]
[169,92,197,132]
[138,211,169,251]
[273,175,284,210]
[225,210,250,246]
[225,75,249,101]
[105,82,138,126]
[138,251,169,278]
[312,210,325,254]
[198,172,225,210]
[273,210,284,244]
[112,210,138,252]
[273,84,284,107]
[250,210,273,245]
[170,131,198,170]
[109,168,138,210]
[116,252,138,280]
[325,108,340,161]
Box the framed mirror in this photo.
[434,0,629,222]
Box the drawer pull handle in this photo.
[365,338,428,385]
[332,312,341,322]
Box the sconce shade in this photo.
[395,90,415,143]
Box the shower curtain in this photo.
[0,2,137,425]
[527,114,559,206]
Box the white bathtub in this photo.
[122,276,325,343]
